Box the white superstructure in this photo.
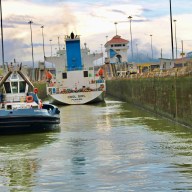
[45,33,106,105]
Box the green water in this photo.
[0,98,192,191]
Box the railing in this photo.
[47,86,105,95]
[3,95,26,103]
[66,66,94,71]
[109,66,192,80]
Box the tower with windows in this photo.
[104,35,129,64]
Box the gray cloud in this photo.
[128,39,160,62]
[0,38,26,62]
[111,9,127,15]
[3,15,37,28]
[89,12,106,19]
[141,8,153,12]
[0,38,46,66]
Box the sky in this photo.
[1,0,192,65]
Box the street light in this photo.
[106,35,108,42]
[28,20,35,81]
[101,44,103,65]
[114,22,118,35]
[0,0,5,70]
[41,25,45,60]
[58,36,61,51]
[128,16,133,61]
[136,43,139,63]
[95,50,97,65]
[169,0,174,60]
[49,39,52,56]
[150,34,153,60]
[173,19,177,59]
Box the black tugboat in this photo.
[0,2,60,135]
[0,64,60,135]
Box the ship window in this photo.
[11,82,18,93]
[62,72,67,79]
[19,81,26,93]
[83,71,88,77]
[11,72,19,80]
[4,82,11,93]
[7,105,12,110]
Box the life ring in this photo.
[26,96,33,103]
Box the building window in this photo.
[114,44,122,47]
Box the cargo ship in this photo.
[45,32,105,105]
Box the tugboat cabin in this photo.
[0,64,39,110]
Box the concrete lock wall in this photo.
[106,77,192,128]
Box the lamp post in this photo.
[101,44,103,65]
[128,16,133,61]
[173,19,177,59]
[41,25,45,60]
[181,40,184,67]
[169,0,174,60]
[114,22,118,36]
[95,50,97,65]
[136,43,139,63]
[28,20,35,81]
[49,39,52,56]
[58,36,61,51]
[0,0,5,70]
[150,34,153,60]
[106,35,108,42]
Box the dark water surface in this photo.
[0,98,192,191]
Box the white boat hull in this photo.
[48,91,105,105]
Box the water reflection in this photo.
[108,98,192,190]
[0,133,59,192]
[63,98,192,188]
[70,138,87,175]
[0,97,192,191]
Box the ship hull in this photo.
[48,91,105,105]
[0,106,60,135]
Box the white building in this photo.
[104,35,129,64]
[159,58,175,70]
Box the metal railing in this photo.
[110,65,192,79]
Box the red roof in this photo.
[105,35,129,46]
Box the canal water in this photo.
[0,97,192,192]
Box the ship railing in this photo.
[47,85,105,95]
[89,79,105,84]
[66,66,94,71]
[2,95,26,103]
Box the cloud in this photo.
[141,8,152,12]
[1,38,27,62]
[4,15,36,27]
[111,9,127,15]
[1,0,192,65]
